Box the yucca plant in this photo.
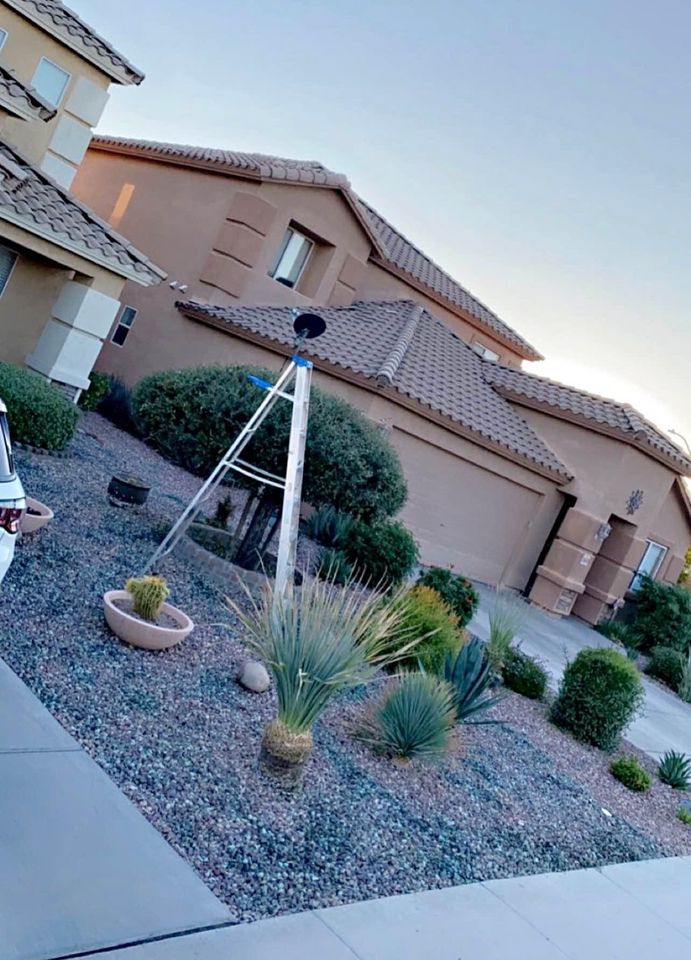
[658,750,691,790]
[125,575,170,622]
[303,506,355,548]
[485,589,530,671]
[359,672,457,761]
[443,637,504,723]
[228,574,419,785]
[678,652,691,703]
[316,546,354,586]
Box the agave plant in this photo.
[658,750,691,790]
[303,506,354,548]
[359,672,456,761]
[228,574,419,785]
[485,588,530,671]
[444,637,504,723]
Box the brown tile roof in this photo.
[484,364,691,473]
[0,65,56,120]
[0,138,164,284]
[176,297,572,480]
[90,135,541,360]
[6,0,144,84]
[356,199,543,362]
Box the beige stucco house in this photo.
[72,136,691,622]
[0,1,163,398]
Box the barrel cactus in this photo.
[126,575,170,622]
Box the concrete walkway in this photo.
[469,584,691,760]
[78,856,691,959]
[0,659,232,960]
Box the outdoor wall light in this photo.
[596,523,612,542]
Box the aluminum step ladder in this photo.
[144,354,313,598]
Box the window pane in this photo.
[271,229,312,287]
[111,324,130,346]
[0,29,7,51]
[631,541,667,591]
[120,306,137,328]
[32,58,70,106]
[0,245,17,297]
[0,414,15,479]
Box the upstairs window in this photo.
[32,57,71,107]
[269,227,313,288]
[630,540,668,592]
[111,306,137,346]
[0,29,8,50]
[0,244,18,299]
[472,342,500,362]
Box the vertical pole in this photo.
[274,357,312,598]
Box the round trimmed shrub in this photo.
[646,646,685,691]
[501,647,548,700]
[550,648,644,751]
[609,755,652,792]
[0,362,78,451]
[628,576,691,654]
[417,567,479,627]
[131,366,407,521]
[389,584,464,674]
[342,518,419,587]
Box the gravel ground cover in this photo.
[1,414,688,921]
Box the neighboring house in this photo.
[0,1,163,398]
[72,136,691,622]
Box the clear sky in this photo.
[79,0,690,447]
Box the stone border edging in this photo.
[177,534,268,591]
[14,441,72,459]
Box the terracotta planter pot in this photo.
[20,497,54,535]
[103,590,194,651]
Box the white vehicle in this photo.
[0,398,25,585]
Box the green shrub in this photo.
[678,652,691,704]
[78,371,111,412]
[359,673,456,760]
[390,585,463,674]
[316,547,353,586]
[550,648,644,751]
[628,576,691,654]
[417,567,479,628]
[609,755,652,792]
[646,646,685,690]
[501,647,548,700]
[132,366,407,521]
[304,506,354,548]
[342,518,419,587]
[98,375,137,432]
[443,637,504,723]
[658,751,691,790]
[0,362,78,451]
[486,589,529,671]
[596,620,635,647]
[677,807,691,825]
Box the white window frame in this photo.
[31,56,71,107]
[0,244,18,300]
[0,28,8,51]
[630,539,668,592]
[110,305,138,347]
[471,342,500,362]
[269,226,314,289]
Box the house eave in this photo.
[0,90,55,123]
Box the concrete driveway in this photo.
[469,583,691,761]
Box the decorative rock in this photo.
[238,660,270,694]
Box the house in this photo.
[72,136,691,622]
[0,1,163,399]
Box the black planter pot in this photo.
[108,474,151,506]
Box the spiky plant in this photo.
[677,806,691,825]
[228,574,419,784]
[316,547,354,586]
[303,506,355,548]
[359,672,457,761]
[658,751,691,790]
[485,589,530,671]
[126,575,170,622]
[443,637,504,723]
[678,652,691,704]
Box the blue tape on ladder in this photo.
[292,355,313,368]
[247,375,274,390]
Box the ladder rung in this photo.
[228,463,286,490]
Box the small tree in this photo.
[132,366,407,569]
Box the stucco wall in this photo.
[0,249,67,364]
[648,483,691,581]
[0,5,111,177]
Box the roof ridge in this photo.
[375,303,423,386]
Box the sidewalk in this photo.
[80,855,691,959]
[470,584,691,760]
[0,659,232,960]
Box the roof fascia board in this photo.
[180,304,568,483]
[3,0,138,85]
[0,89,50,122]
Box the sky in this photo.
[78,0,690,448]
